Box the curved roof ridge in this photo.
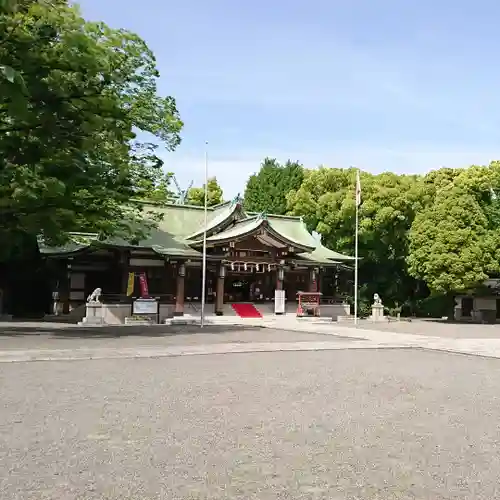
[186,198,242,240]
[209,199,233,210]
[247,211,303,220]
[234,215,258,225]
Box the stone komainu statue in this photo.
[87,288,102,303]
[373,293,382,305]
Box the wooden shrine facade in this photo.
[40,200,355,317]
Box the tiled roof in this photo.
[39,201,354,263]
[37,233,100,255]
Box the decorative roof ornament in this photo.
[259,212,268,220]
[232,193,242,205]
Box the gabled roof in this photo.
[249,213,355,265]
[196,217,262,244]
[190,215,315,253]
[187,198,243,239]
[39,199,354,264]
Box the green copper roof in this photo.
[192,215,314,252]
[266,215,319,250]
[295,245,354,266]
[39,201,354,262]
[201,217,262,244]
[187,199,241,239]
[299,242,355,263]
[37,233,100,255]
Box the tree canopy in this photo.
[0,0,183,259]
[186,177,223,207]
[243,158,304,215]
[408,163,500,294]
[287,167,428,312]
[243,157,500,315]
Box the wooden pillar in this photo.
[174,262,185,316]
[163,260,171,297]
[215,264,225,315]
[60,260,71,314]
[120,250,131,297]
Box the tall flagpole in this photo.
[354,169,360,325]
[200,141,208,328]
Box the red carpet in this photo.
[231,303,262,318]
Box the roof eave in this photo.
[186,200,242,240]
[264,225,315,253]
[192,225,260,247]
[292,258,342,267]
[191,218,315,252]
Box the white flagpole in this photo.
[200,141,208,328]
[354,169,360,326]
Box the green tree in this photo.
[244,158,304,214]
[130,143,175,202]
[407,163,500,294]
[0,0,183,259]
[186,177,223,206]
[287,167,428,311]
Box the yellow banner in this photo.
[126,272,134,296]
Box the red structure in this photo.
[296,291,322,317]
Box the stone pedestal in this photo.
[79,303,105,326]
[370,303,385,322]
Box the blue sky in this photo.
[77,0,500,196]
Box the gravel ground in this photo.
[0,328,349,351]
[342,319,500,339]
[2,349,500,499]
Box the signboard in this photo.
[274,289,285,315]
[133,298,158,315]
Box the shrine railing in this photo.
[319,296,349,305]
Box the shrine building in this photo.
[39,196,354,322]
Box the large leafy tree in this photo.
[407,162,500,294]
[186,177,223,206]
[244,158,304,214]
[287,167,428,311]
[0,0,183,259]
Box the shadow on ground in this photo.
[0,324,265,339]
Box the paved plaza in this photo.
[2,321,500,498]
